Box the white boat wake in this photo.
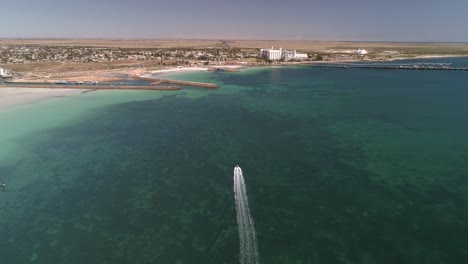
[234,166,260,264]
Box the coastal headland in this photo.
[1,39,467,90]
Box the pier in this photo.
[310,63,468,71]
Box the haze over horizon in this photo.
[2,0,468,42]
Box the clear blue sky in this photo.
[2,0,467,42]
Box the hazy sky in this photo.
[2,0,467,42]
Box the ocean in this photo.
[1,58,468,263]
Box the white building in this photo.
[260,47,308,61]
[0,68,12,78]
[259,47,283,60]
[294,52,308,59]
[281,50,295,60]
[356,49,368,55]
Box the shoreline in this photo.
[0,54,466,115]
[142,65,244,78]
[384,54,468,62]
[3,55,466,91]
[304,54,468,64]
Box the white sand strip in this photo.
[148,67,208,75]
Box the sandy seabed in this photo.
[0,87,85,113]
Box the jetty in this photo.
[0,74,220,91]
[207,67,239,72]
[1,73,220,91]
[0,84,181,91]
[310,63,468,71]
[135,76,219,89]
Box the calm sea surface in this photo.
[1,58,468,263]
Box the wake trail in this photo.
[234,166,260,264]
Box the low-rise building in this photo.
[357,49,368,55]
[0,68,12,78]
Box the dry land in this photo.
[230,40,468,54]
[0,39,226,49]
[1,38,467,54]
[1,39,467,87]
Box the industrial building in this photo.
[259,47,283,60]
[259,47,308,61]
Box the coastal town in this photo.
[0,43,364,84]
[0,44,375,66]
[2,0,468,261]
[1,39,467,85]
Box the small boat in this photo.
[75,81,84,85]
[234,164,242,173]
[55,80,68,84]
[90,80,99,85]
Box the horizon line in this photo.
[0,37,467,44]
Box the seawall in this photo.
[135,76,219,89]
[0,84,181,91]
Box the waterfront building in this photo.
[292,51,308,60]
[260,47,283,60]
[259,47,308,61]
[281,50,295,61]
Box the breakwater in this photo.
[207,67,239,72]
[310,62,468,71]
[0,84,181,91]
[135,76,219,89]
[2,74,220,91]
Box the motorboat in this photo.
[234,164,242,173]
[55,80,68,84]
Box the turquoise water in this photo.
[1,60,468,263]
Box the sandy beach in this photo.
[149,67,209,75]
[145,65,243,75]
